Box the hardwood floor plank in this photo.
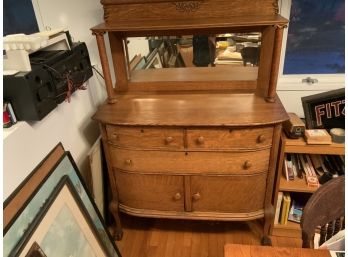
[115,214,302,257]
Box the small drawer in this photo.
[106,125,184,149]
[187,127,273,150]
[110,147,270,175]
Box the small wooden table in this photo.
[224,244,331,257]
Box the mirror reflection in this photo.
[127,33,261,71]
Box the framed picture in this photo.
[11,176,108,257]
[145,49,163,69]
[4,146,121,257]
[4,143,65,232]
[133,56,146,70]
[301,88,345,129]
[88,136,105,218]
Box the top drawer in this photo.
[106,125,184,150]
[187,127,273,150]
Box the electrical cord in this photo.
[92,65,104,80]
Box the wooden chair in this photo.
[301,175,345,248]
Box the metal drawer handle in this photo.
[173,192,182,200]
[257,134,266,143]
[165,136,173,144]
[196,136,204,144]
[125,159,132,165]
[192,192,201,201]
[243,161,252,170]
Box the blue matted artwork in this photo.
[3,153,121,257]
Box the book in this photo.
[280,193,291,225]
[309,154,324,174]
[274,191,283,225]
[305,154,318,176]
[295,154,304,179]
[285,154,295,180]
[288,199,304,223]
[305,129,332,144]
[291,154,298,178]
[283,158,289,181]
[299,154,319,187]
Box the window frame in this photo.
[277,0,345,91]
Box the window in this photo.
[283,0,344,74]
[277,0,345,116]
[3,0,39,36]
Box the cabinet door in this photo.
[190,173,267,214]
[115,170,184,212]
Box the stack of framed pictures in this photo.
[3,143,122,257]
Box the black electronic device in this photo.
[3,42,92,121]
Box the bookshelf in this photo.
[271,132,345,238]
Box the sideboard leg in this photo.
[109,200,123,241]
[261,235,272,246]
[261,214,273,246]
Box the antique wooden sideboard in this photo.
[91,0,289,243]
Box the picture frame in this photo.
[11,176,108,257]
[4,143,65,232]
[301,88,345,129]
[4,145,121,257]
[145,48,163,69]
[133,56,146,70]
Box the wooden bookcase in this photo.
[271,132,345,238]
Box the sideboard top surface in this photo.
[93,93,288,126]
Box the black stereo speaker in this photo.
[4,42,93,121]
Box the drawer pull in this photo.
[243,161,252,169]
[197,136,205,144]
[125,159,132,165]
[165,136,173,144]
[257,134,266,143]
[112,133,118,139]
[192,192,201,201]
[173,192,182,200]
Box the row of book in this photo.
[3,101,17,128]
[274,192,310,225]
[284,153,344,186]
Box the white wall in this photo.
[3,0,109,199]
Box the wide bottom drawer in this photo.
[110,147,270,175]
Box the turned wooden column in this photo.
[266,25,287,103]
[92,31,117,104]
[108,32,129,92]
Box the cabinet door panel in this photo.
[190,173,267,213]
[115,170,184,211]
[187,127,273,150]
[110,147,270,175]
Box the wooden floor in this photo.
[113,214,302,257]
